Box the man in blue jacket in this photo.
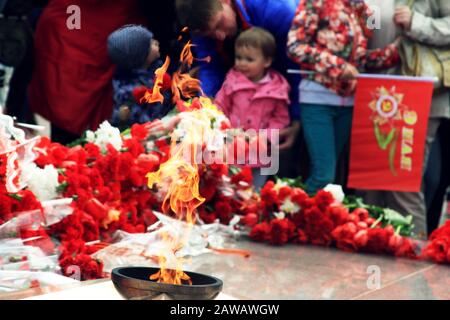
[175,0,301,151]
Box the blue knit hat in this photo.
[107,25,154,70]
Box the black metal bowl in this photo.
[111,267,223,300]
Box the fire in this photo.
[145,40,215,285]
[145,119,205,284]
[171,41,203,104]
[148,233,192,285]
[142,57,171,104]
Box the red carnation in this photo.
[130,123,149,141]
[277,186,292,201]
[249,222,270,242]
[314,190,334,212]
[59,254,104,281]
[198,208,217,224]
[354,229,369,248]
[388,234,417,259]
[260,181,279,207]
[423,238,450,263]
[331,222,358,252]
[268,218,296,245]
[84,142,101,160]
[295,228,309,244]
[364,228,393,254]
[132,86,149,104]
[303,206,334,246]
[214,201,233,225]
[123,138,145,158]
[230,167,253,186]
[328,205,349,227]
[291,188,310,208]
[137,153,160,174]
[241,213,259,227]
[352,208,370,221]
[83,198,108,223]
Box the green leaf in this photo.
[229,166,241,176]
[374,123,396,150]
[274,176,306,189]
[66,134,87,148]
[121,128,131,137]
[7,193,22,201]
[388,132,399,176]
[383,208,412,226]
[56,181,69,193]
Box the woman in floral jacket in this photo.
[287,0,399,195]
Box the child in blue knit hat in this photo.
[107,25,173,131]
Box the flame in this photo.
[148,232,192,285]
[145,101,227,284]
[144,39,222,285]
[171,41,203,104]
[180,41,195,67]
[142,56,171,104]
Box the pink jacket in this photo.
[215,68,290,131]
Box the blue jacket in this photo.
[110,60,173,131]
[192,0,301,120]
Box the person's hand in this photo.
[340,63,359,81]
[279,121,300,151]
[118,105,130,121]
[394,5,413,31]
[393,36,403,48]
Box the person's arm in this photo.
[192,36,227,98]
[365,43,399,70]
[395,0,450,46]
[214,81,232,118]
[406,1,450,47]
[268,101,290,130]
[394,2,450,46]
[287,0,348,81]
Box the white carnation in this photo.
[21,164,59,202]
[87,121,123,152]
[273,212,286,220]
[280,198,300,214]
[323,184,345,203]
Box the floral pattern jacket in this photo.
[287,0,399,96]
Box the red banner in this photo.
[348,75,434,192]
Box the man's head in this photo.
[176,0,238,40]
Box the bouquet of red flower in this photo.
[248,179,418,259]
[422,221,450,264]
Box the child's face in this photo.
[146,39,160,66]
[235,46,272,82]
[203,0,237,41]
